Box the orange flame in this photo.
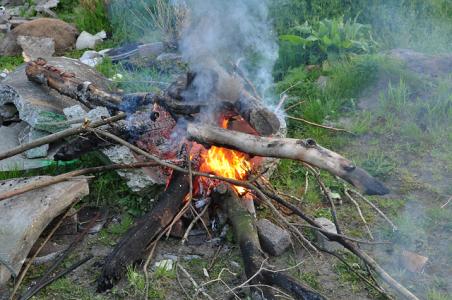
[198,118,251,195]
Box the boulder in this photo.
[256,219,291,256]
[16,35,55,61]
[0,176,89,287]
[18,125,49,158]
[0,18,78,55]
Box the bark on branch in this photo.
[187,123,389,195]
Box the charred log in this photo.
[187,124,389,195]
[213,184,326,300]
[25,59,122,111]
[97,171,190,292]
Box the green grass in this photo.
[0,56,24,71]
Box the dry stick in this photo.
[287,115,354,135]
[440,196,451,208]
[19,255,93,300]
[284,100,306,112]
[344,189,374,240]
[182,203,211,244]
[307,165,343,235]
[260,189,419,300]
[295,224,389,245]
[274,94,288,112]
[0,113,126,162]
[178,263,214,300]
[348,189,398,232]
[9,202,77,300]
[0,162,159,201]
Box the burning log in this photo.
[213,184,326,300]
[97,170,190,292]
[187,123,389,195]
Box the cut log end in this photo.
[342,167,390,196]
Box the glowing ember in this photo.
[198,118,251,195]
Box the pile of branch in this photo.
[0,59,421,300]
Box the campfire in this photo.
[0,57,408,300]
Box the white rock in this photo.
[314,217,344,252]
[79,50,103,67]
[75,31,105,50]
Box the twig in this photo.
[294,224,389,245]
[344,189,374,240]
[307,165,342,235]
[178,263,214,300]
[348,189,398,232]
[0,113,126,161]
[0,162,159,201]
[9,203,77,300]
[182,203,211,244]
[275,94,288,112]
[284,100,306,112]
[287,115,354,134]
[232,59,262,101]
[19,255,93,300]
[20,212,101,300]
[441,196,451,208]
[318,247,393,299]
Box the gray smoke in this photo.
[178,0,278,103]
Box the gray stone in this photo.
[101,145,161,192]
[0,57,113,128]
[17,35,55,61]
[0,176,89,287]
[316,75,329,90]
[75,31,105,50]
[34,0,59,17]
[0,122,51,171]
[18,125,49,158]
[256,219,291,256]
[79,50,103,67]
[314,217,344,252]
[0,103,17,118]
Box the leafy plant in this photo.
[280,17,377,63]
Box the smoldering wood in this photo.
[213,184,327,300]
[187,123,389,195]
[25,59,122,110]
[97,170,190,292]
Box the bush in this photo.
[74,0,112,34]
[275,17,377,78]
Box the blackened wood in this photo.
[235,90,281,136]
[97,171,189,292]
[25,59,122,110]
[213,185,326,300]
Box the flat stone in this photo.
[16,35,54,61]
[18,125,49,158]
[0,176,89,287]
[256,219,291,256]
[0,122,52,171]
[314,217,344,252]
[0,57,113,128]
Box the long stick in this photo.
[0,162,158,201]
[0,113,126,162]
[187,123,389,196]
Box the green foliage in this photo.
[75,0,112,34]
[279,17,377,67]
[0,56,24,71]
